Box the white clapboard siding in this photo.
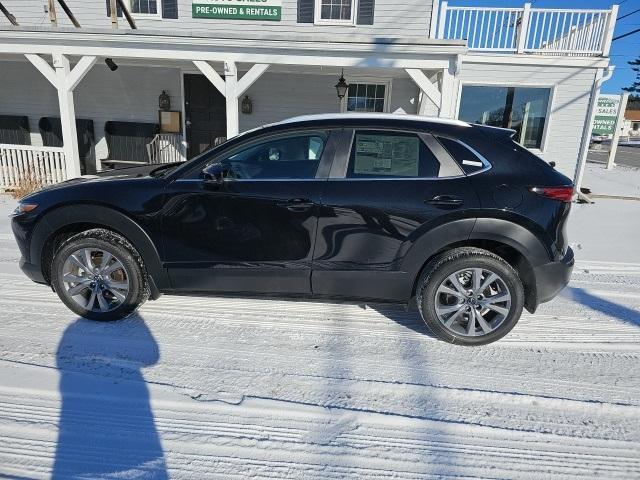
[0,145,67,188]
[0,0,432,38]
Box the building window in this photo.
[346,83,386,113]
[458,85,551,149]
[315,0,354,24]
[127,0,161,15]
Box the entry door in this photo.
[162,129,336,295]
[184,74,226,159]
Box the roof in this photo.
[625,110,640,121]
[276,113,471,128]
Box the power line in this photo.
[618,7,640,21]
[613,27,640,41]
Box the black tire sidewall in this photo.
[418,251,524,346]
[51,234,145,321]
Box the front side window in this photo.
[316,0,353,23]
[347,131,445,179]
[214,132,327,180]
[458,85,550,149]
[347,83,386,113]
[128,0,160,15]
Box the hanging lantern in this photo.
[335,69,349,99]
[241,95,253,114]
[159,90,171,111]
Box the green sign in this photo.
[592,94,620,136]
[193,0,281,20]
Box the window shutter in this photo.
[162,0,179,19]
[357,0,375,25]
[106,0,123,17]
[297,0,314,23]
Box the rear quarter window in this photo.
[437,137,488,174]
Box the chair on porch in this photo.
[0,115,31,145]
[102,121,160,169]
[39,117,96,175]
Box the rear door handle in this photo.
[425,195,464,207]
[276,198,315,212]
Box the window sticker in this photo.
[354,134,420,177]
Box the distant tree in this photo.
[623,57,640,96]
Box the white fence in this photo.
[0,144,67,189]
[146,134,186,164]
[436,2,616,56]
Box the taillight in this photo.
[529,186,574,203]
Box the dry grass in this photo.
[9,169,45,200]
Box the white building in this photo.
[0,0,618,187]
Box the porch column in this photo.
[193,60,269,139]
[406,63,458,119]
[25,53,97,178]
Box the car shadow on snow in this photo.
[566,287,640,328]
[52,314,168,480]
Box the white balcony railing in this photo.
[0,144,67,189]
[436,2,617,56]
[146,134,186,164]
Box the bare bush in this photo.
[10,168,45,200]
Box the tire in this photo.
[51,229,149,321]
[416,247,524,346]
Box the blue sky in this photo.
[451,0,640,93]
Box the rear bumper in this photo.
[19,257,46,284]
[533,247,575,305]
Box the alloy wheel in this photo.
[61,248,130,313]
[434,267,512,337]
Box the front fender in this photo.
[31,204,169,292]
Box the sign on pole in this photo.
[592,94,621,137]
[193,0,282,20]
[606,92,629,170]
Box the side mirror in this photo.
[202,163,229,184]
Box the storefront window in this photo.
[458,85,551,149]
[347,83,386,113]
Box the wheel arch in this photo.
[32,205,168,297]
[404,217,550,313]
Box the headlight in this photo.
[12,203,38,216]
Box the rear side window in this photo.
[437,137,488,174]
[347,131,441,178]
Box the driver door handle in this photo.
[277,198,315,212]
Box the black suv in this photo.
[12,114,574,345]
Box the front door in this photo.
[162,129,336,295]
[184,73,226,159]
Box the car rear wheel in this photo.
[416,247,524,346]
[51,229,149,321]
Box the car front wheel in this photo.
[416,247,524,346]
[51,229,149,321]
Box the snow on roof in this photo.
[274,113,471,127]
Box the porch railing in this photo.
[146,134,186,164]
[436,2,617,56]
[0,144,67,189]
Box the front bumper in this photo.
[19,257,46,284]
[533,247,575,306]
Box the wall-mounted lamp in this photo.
[335,69,349,99]
[241,95,253,114]
[105,58,118,72]
[159,90,171,111]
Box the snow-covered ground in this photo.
[0,189,639,479]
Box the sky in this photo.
[452,0,640,94]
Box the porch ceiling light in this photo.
[105,58,118,72]
[335,70,349,99]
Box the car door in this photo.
[162,129,337,295]
[312,128,481,301]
